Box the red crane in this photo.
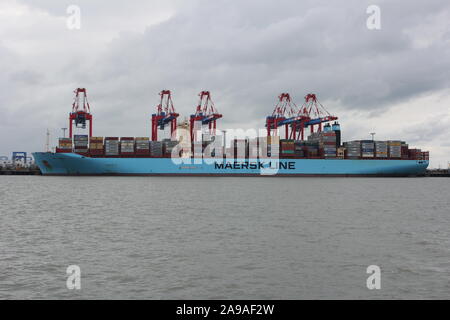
[266,93,309,139]
[151,90,179,141]
[189,91,222,141]
[302,93,338,134]
[69,88,93,138]
[290,103,310,140]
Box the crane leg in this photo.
[171,119,175,140]
[152,118,157,141]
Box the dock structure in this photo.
[0,166,41,175]
[425,169,450,177]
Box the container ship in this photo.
[33,89,429,176]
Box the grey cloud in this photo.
[10,70,43,85]
[83,0,450,116]
[401,118,450,144]
[1,0,449,165]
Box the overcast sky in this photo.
[1,0,449,167]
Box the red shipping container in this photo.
[89,149,104,155]
[56,147,72,153]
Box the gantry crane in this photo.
[12,152,27,165]
[266,93,310,139]
[302,93,338,134]
[69,88,93,138]
[189,91,222,141]
[151,90,179,141]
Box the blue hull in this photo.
[32,152,429,176]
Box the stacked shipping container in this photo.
[135,137,150,156]
[344,141,361,159]
[105,137,119,156]
[73,135,89,154]
[202,134,216,157]
[248,138,259,158]
[150,141,163,157]
[375,141,388,158]
[266,136,280,158]
[120,137,135,156]
[388,141,402,158]
[280,139,295,157]
[361,140,375,158]
[294,141,306,158]
[231,139,248,158]
[401,143,409,159]
[409,148,422,160]
[57,138,72,152]
[163,140,178,157]
[308,132,337,158]
[54,133,428,161]
[321,133,337,158]
[89,137,104,155]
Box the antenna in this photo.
[61,128,67,138]
[221,129,227,155]
[46,129,50,152]
[370,132,376,141]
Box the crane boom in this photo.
[69,88,93,138]
[151,90,179,141]
[190,91,222,141]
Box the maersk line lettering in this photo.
[214,161,295,170]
